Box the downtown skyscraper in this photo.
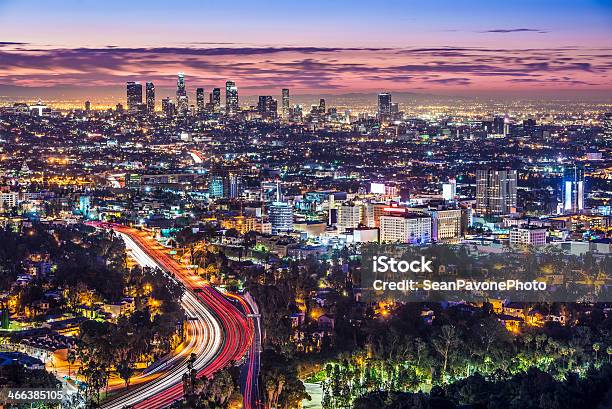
[211,88,221,112]
[282,88,290,120]
[145,82,155,113]
[225,81,238,116]
[196,87,205,113]
[126,81,142,113]
[378,92,392,116]
[176,72,188,115]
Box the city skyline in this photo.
[0,3,611,409]
[1,0,611,100]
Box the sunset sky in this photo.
[0,0,611,99]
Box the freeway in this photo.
[88,224,253,409]
[234,292,263,409]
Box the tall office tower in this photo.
[145,82,155,113]
[161,97,175,117]
[442,178,457,201]
[126,81,142,113]
[257,95,277,119]
[337,202,364,232]
[258,96,270,114]
[281,88,290,119]
[208,175,224,198]
[493,116,505,135]
[176,72,188,115]
[476,168,518,216]
[196,88,205,112]
[378,92,392,116]
[318,98,326,114]
[270,99,277,117]
[290,105,303,123]
[84,100,91,112]
[224,172,244,199]
[604,113,612,137]
[211,88,221,111]
[225,81,238,115]
[390,102,399,114]
[269,201,294,235]
[523,118,536,135]
[562,164,585,214]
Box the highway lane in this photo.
[100,230,223,409]
[229,292,262,409]
[91,224,253,409]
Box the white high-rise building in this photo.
[442,178,457,201]
[562,164,585,214]
[380,214,432,244]
[337,203,364,232]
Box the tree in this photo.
[593,343,601,362]
[67,348,76,379]
[433,325,459,383]
[116,361,135,390]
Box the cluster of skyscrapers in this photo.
[126,73,292,120]
[474,165,584,217]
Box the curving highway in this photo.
[87,224,253,409]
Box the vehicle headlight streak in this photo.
[89,225,253,409]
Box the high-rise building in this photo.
[318,98,326,114]
[258,96,271,114]
[428,209,462,242]
[161,97,175,117]
[126,81,142,112]
[145,81,155,113]
[493,116,505,135]
[378,92,392,116]
[269,202,293,235]
[337,202,364,232]
[209,169,244,198]
[476,169,518,216]
[289,105,303,123]
[177,72,186,96]
[603,113,612,137]
[442,178,457,201]
[176,72,188,115]
[208,176,224,198]
[281,88,290,119]
[380,214,432,244]
[225,81,238,115]
[562,164,585,214]
[196,88,205,113]
[84,100,91,112]
[211,88,221,111]
[257,96,277,119]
